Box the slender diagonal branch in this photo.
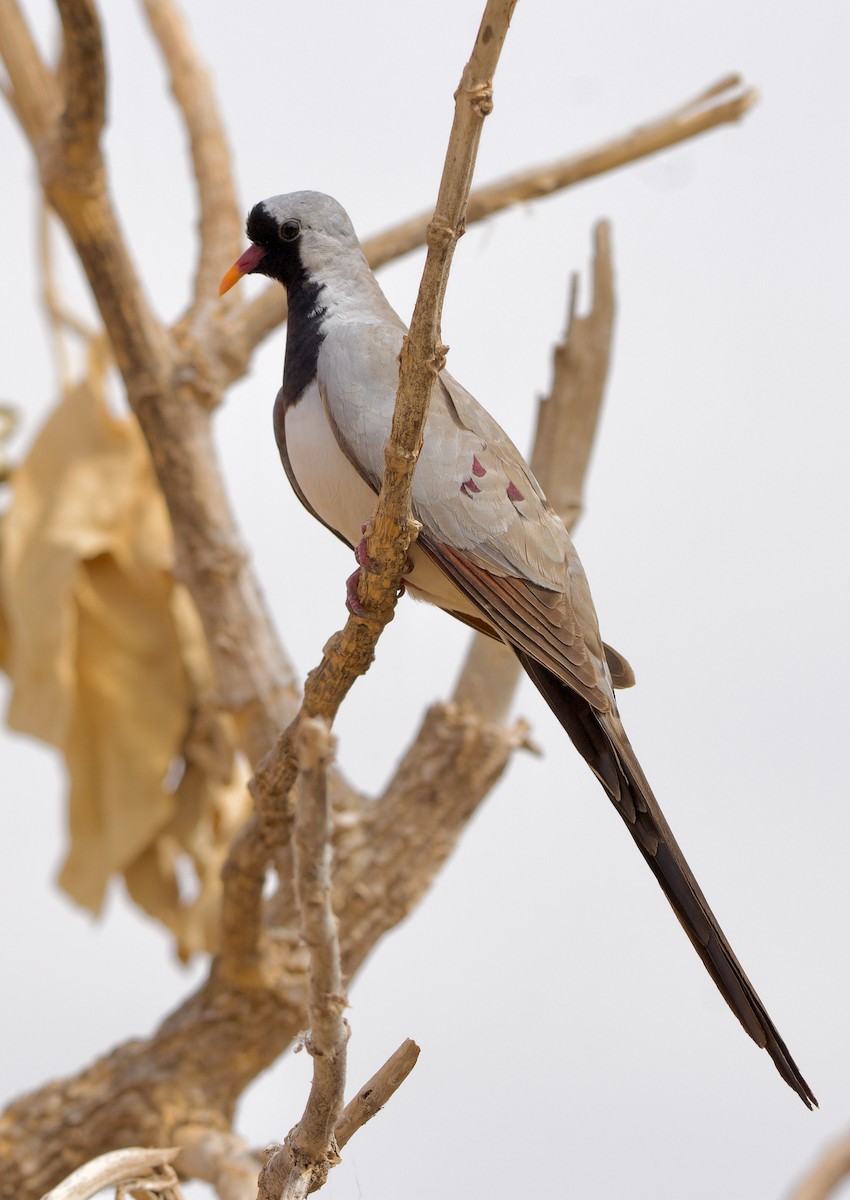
[42,1148,180,1200]
[225,74,755,358]
[334,1039,421,1150]
[0,0,60,141]
[141,0,242,310]
[54,0,105,176]
[259,718,348,1200]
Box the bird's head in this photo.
[219,191,360,295]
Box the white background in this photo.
[2,2,850,1197]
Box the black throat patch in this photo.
[282,274,327,408]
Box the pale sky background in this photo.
[2,2,850,1198]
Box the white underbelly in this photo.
[285,383,374,546]
[284,385,484,621]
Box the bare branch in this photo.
[260,718,348,1200]
[789,1132,850,1200]
[38,201,102,386]
[453,220,616,718]
[293,719,348,1136]
[393,75,756,263]
[528,220,615,530]
[42,1148,180,1200]
[141,0,242,309]
[0,0,60,141]
[0,6,173,388]
[219,814,272,977]
[335,1039,421,1150]
[225,75,755,359]
[54,0,105,177]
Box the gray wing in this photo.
[318,322,629,706]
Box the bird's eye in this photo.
[279,220,301,242]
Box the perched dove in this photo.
[221,191,814,1107]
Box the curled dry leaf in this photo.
[0,342,249,955]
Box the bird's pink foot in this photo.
[345,567,367,616]
[346,539,413,613]
[354,536,372,569]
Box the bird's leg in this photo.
[345,523,373,616]
[345,522,412,614]
[345,567,367,616]
[354,524,373,570]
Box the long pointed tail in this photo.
[517,651,816,1108]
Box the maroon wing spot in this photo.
[460,479,481,497]
[506,481,524,502]
[472,455,486,477]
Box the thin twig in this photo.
[225,75,755,359]
[41,1148,181,1200]
[335,1039,421,1150]
[141,0,242,310]
[0,0,60,141]
[38,200,101,385]
[260,717,348,1200]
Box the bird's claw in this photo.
[346,539,412,613]
[354,536,372,569]
[345,567,367,617]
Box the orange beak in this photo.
[219,244,267,296]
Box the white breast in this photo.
[283,381,485,623]
[284,381,375,546]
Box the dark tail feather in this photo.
[517,650,817,1109]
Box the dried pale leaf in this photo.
[2,347,243,935]
[59,552,187,911]
[119,578,251,957]
[2,344,171,745]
